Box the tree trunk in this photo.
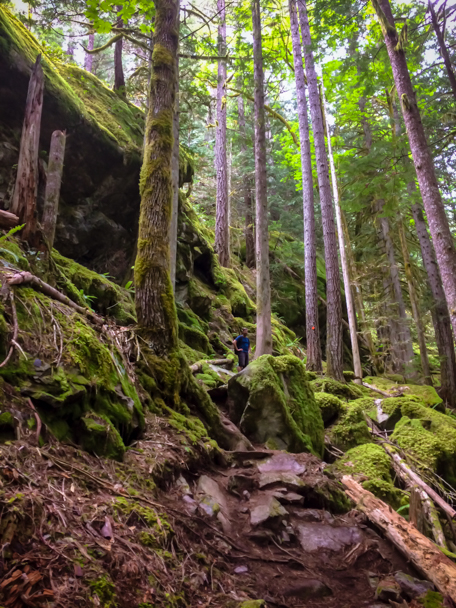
[85,32,94,73]
[169,8,180,290]
[252,0,272,357]
[11,55,44,246]
[372,0,456,340]
[41,130,66,250]
[398,220,432,384]
[321,79,362,383]
[298,0,344,381]
[214,0,230,268]
[237,94,255,269]
[289,0,322,373]
[376,200,415,373]
[114,7,125,95]
[341,475,456,600]
[411,197,456,408]
[134,0,179,354]
[428,0,456,103]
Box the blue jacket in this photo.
[235,335,250,353]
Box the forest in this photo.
[1,0,456,605]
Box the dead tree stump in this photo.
[42,130,66,248]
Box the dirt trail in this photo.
[165,447,424,607]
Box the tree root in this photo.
[0,290,18,368]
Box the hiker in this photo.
[233,327,251,371]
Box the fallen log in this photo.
[0,210,20,230]
[341,475,456,600]
[5,271,103,325]
[361,381,407,398]
[190,358,232,373]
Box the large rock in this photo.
[227,355,324,455]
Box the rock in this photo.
[297,522,362,552]
[258,471,305,490]
[375,577,401,602]
[182,495,197,515]
[294,509,322,522]
[227,355,324,455]
[234,566,249,574]
[314,392,344,425]
[176,475,192,495]
[272,490,304,504]
[195,475,228,517]
[283,579,332,600]
[257,452,306,475]
[394,571,434,599]
[227,474,256,496]
[250,494,288,526]
[79,414,125,461]
[247,529,276,544]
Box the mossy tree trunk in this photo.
[237,92,255,269]
[215,0,230,268]
[114,6,125,95]
[169,6,180,290]
[289,0,322,372]
[398,220,432,385]
[252,0,272,356]
[11,54,44,246]
[372,0,456,341]
[134,0,179,355]
[42,130,66,250]
[298,0,344,381]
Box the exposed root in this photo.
[0,290,18,368]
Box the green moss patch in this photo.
[310,377,364,401]
[327,403,372,452]
[314,392,343,425]
[364,376,443,409]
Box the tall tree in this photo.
[322,80,362,383]
[134,0,179,354]
[289,0,322,372]
[428,0,456,103]
[372,0,456,341]
[298,0,344,381]
[237,93,255,269]
[214,0,230,267]
[169,9,180,290]
[252,0,272,356]
[84,31,94,73]
[114,6,125,94]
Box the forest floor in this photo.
[0,409,432,608]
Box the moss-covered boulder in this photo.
[327,403,372,452]
[314,392,343,425]
[310,377,364,401]
[363,376,443,410]
[334,444,406,508]
[227,355,324,455]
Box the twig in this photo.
[0,291,18,368]
[26,398,42,444]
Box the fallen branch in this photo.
[381,442,456,521]
[0,291,18,368]
[6,271,103,325]
[0,210,19,230]
[190,358,232,373]
[361,381,408,397]
[341,475,456,600]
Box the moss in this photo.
[88,576,118,608]
[229,354,324,456]
[334,444,405,508]
[310,377,364,400]
[364,376,443,409]
[421,590,444,608]
[391,417,447,472]
[238,602,266,608]
[314,392,343,425]
[327,403,372,452]
[178,322,211,354]
[80,414,125,461]
[0,237,30,270]
[52,251,136,324]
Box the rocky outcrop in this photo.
[227,355,324,455]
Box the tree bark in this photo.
[298,0,344,381]
[411,197,456,408]
[134,0,179,353]
[398,220,432,384]
[289,0,322,373]
[85,32,94,73]
[375,199,415,373]
[372,0,456,341]
[237,94,255,269]
[214,0,230,268]
[428,0,456,103]
[321,79,362,383]
[341,475,456,600]
[114,7,125,95]
[11,55,44,245]
[252,0,272,356]
[41,130,66,250]
[169,8,180,290]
